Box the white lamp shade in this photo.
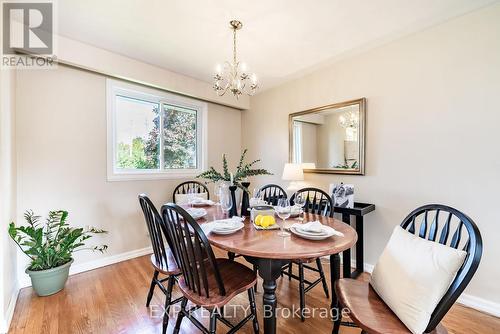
[282,163,304,181]
[301,162,316,170]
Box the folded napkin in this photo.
[186,207,207,217]
[201,217,244,234]
[191,197,214,205]
[250,198,267,207]
[291,221,344,236]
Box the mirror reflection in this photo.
[289,98,365,175]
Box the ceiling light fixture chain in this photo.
[213,19,258,99]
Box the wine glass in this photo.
[252,188,265,205]
[219,189,233,217]
[276,198,291,237]
[187,188,196,208]
[294,192,306,222]
[214,182,223,204]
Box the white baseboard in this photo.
[324,257,500,318]
[457,293,500,318]
[18,246,153,289]
[1,282,20,334]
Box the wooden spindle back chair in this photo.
[400,204,482,332]
[161,203,259,334]
[290,187,334,218]
[334,204,483,334]
[283,187,333,321]
[173,181,210,203]
[257,184,287,205]
[138,194,181,334]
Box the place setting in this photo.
[184,207,207,220]
[289,220,344,241]
[201,216,245,235]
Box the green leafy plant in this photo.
[333,160,358,169]
[197,149,272,191]
[9,210,108,271]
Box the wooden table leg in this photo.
[256,258,288,334]
[330,253,341,334]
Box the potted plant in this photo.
[197,149,272,215]
[8,210,108,296]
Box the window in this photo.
[293,121,302,163]
[107,79,207,180]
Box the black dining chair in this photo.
[256,184,287,206]
[281,187,333,321]
[138,194,183,334]
[161,203,259,334]
[333,204,483,334]
[173,181,210,203]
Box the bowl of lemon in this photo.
[253,215,279,230]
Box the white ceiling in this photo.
[57,0,497,91]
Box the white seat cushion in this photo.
[175,192,207,205]
[370,226,467,334]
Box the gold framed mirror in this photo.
[289,98,366,175]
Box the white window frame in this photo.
[106,79,208,181]
[293,121,302,164]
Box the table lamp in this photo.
[282,163,304,192]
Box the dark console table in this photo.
[333,202,376,279]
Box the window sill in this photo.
[107,170,202,182]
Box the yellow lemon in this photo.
[260,216,276,228]
[255,215,263,226]
[268,216,276,226]
[260,218,270,228]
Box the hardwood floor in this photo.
[9,253,499,334]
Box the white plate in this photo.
[290,226,333,240]
[292,227,329,237]
[185,208,207,220]
[211,221,244,235]
[192,200,215,207]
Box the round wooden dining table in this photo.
[199,207,358,334]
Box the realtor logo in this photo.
[2,1,56,68]
[2,1,53,54]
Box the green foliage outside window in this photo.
[116,105,197,170]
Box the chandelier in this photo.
[339,111,359,128]
[213,20,258,98]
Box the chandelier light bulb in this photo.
[215,63,222,74]
[251,73,257,84]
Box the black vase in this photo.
[240,182,251,217]
[229,185,238,217]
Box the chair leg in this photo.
[299,262,305,322]
[173,297,187,334]
[316,258,330,298]
[288,262,293,281]
[253,264,258,293]
[248,288,260,334]
[162,275,175,334]
[146,270,159,307]
[209,309,217,334]
[333,316,342,334]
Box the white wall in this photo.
[0,67,18,332]
[243,3,500,313]
[56,36,249,110]
[14,65,242,286]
